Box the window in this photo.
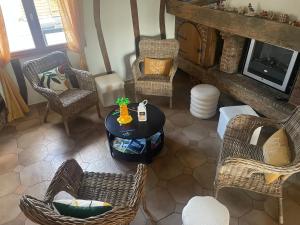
[0,0,66,57]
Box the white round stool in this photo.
[182,196,230,225]
[190,84,220,119]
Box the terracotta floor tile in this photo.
[0,194,21,224]
[0,172,20,197]
[151,156,184,180]
[157,213,182,225]
[144,187,176,221]
[0,154,18,175]
[218,189,253,218]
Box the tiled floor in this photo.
[1,73,300,225]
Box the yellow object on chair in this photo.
[263,128,291,184]
[144,57,172,76]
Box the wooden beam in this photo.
[93,0,112,73]
[130,0,140,56]
[159,0,166,39]
[166,0,300,52]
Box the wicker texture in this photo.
[22,51,100,134]
[132,39,179,108]
[20,159,147,225]
[215,107,300,224]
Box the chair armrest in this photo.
[223,158,300,175]
[129,164,147,208]
[169,57,179,83]
[71,68,96,91]
[44,159,84,203]
[33,84,62,107]
[223,115,280,143]
[132,57,144,82]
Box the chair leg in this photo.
[96,103,101,119]
[63,119,70,136]
[279,197,284,224]
[214,187,219,199]
[43,102,49,123]
[169,96,173,109]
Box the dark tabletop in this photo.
[105,103,165,139]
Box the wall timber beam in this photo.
[93,0,112,73]
[166,0,300,52]
[159,0,166,39]
[130,0,140,56]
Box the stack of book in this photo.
[112,132,162,154]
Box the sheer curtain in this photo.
[58,0,87,70]
[0,6,29,122]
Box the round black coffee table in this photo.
[105,103,165,163]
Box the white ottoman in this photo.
[182,196,230,225]
[190,84,220,119]
[95,73,125,107]
[217,105,261,145]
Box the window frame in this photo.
[8,0,67,59]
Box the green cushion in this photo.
[53,199,113,219]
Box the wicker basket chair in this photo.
[214,106,300,224]
[132,39,179,108]
[22,51,101,135]
[20,159,147,225]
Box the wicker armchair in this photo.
[132,39,179,108]
[20,159,147,225]
[23,51,101,135]
[215,106,300,224]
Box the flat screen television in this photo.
[243,39,299,92]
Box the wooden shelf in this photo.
[178,56,295,120]
[167,0,300,51]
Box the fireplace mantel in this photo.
[167,0,300,52]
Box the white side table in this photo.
[95,73,125,107]
[217,105,261,145]
[182,196,230,225]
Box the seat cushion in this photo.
[53,199,112,219]
[59,89,95,108]
[263,128,291,184]
[144,57,172,76]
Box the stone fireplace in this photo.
[167,0,300,120]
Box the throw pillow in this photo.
[38,65,71,94]
[53,199,113,219]
[263,128,291,184]
[144,57,172,76]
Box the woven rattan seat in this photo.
[20,159,147,225]
[22,51,101,135]
[215,107,300,224]
[132,39,179,108]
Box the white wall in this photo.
[228,0,300,20]
[83,0,175,81]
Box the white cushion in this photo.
[182,196,230,225]
[95,73,125,107]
